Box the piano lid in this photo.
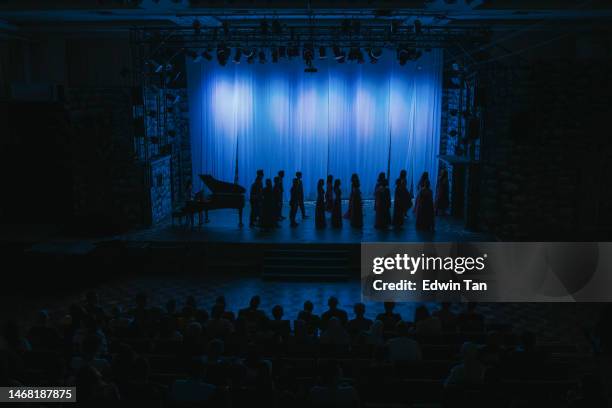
[199,174,246,195]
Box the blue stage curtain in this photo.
[187,50,442,199]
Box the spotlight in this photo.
[192,19,201,35]
[245,48,255,64]
[369,47,382,63]
[414,19,422,34]
[258,49,266,63]
[233,48,242,64]
[318,46,327,59]
[272,48,279,63]
[303,45,314,64]
[397,48,409,66]
[217,45,229,66]
[333,46,345,63]
[356,48,364,64]
[348,47,362,62]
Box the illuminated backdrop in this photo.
[187,49,442,199]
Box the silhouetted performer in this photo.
[344,173,359,219]
[249,170,264,227]
[296,171,307,219]
[375,176,391,229]
[392,178,405,228]
[399,169,413,216]
[417,171,430,192]
[273,176,282,221]
[435,169,449,216]
[277,170,286,220]
[350,178,363,228]
[315,179,326,229]
[260,178,276,230]
[325,174,334,212]
[331,179,342,228]
[289,177,300,228]
[415,176,435,231]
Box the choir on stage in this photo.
[248,168,449,232]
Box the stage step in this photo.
[262,248,350,279]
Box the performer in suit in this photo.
[344,173,359,219]
[392,178,405,229]
[289,177,300,228]
[315,179,326,229]
[249,170,264,227]
[277,170,286,220]
[295,171,308,219]
[415,177,435,231]
[435,169,449,216]
[331,179,342,228]
[273,176,283,221]
[350,178,363,229]
[260,178,276,230]
[325,174,334,212]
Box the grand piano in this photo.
[181,174,246,227]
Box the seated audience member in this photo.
[238,296,268,332]
[27,310,61,351]
[293,320,316,345]
[181,321,206,357]
[268,305,290,339]
[130,292,153,332]
[84,291,106,321]
[364,320,385,347]
[347,303,373,337]
[375,302,402,332]
[121,356,163,405]
[568,374,608,408]
[444,342,485,387]
[157,314,183,341]
[434,302,458,332]
[169,358,217,404]
[457,302,485,332]
[386,321,422,362]
[414,305,442,335]
[215,295,236,321]
[165,298,178,316]
[71,334,110,375]
[76,365,120,405]
[309,360,360,408]
[242,343,272,385]
[111,343,136,385]
[297,300,321,334]
[321,297,349,329]
[184,295,209,323]
[320,318,350,346]
[1,320,32,353]
[207,304,234,339]
[204,339,232,386]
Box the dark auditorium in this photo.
[1,1,612,407]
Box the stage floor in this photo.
[122,200,493,244]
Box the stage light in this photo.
[202,49,213,61]
[217,45,229,66]
[397,48,409,66]
[272,48,279,63]
[245,48,255,64]
[414,19,422,34]
[258,49,266,63]
[369,47,382,63]
[303,45,314,64]
[356,48,365,64]
[333,46,346,63]
[278,46,286,58]
[318,46,327,59]
[233,48,242,64]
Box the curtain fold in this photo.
[187,49,443,199]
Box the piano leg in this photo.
[238,208,244,227]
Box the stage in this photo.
[123,200,492,245]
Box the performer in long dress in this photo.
[415,177,435,231]
[435,169,450,216]
[344,173,359,219]
[273,176,283,222]
[375,176,391,229]
[315,179,326,229]
[392,178,405,229]
[350,178,363,229]
[331,179,342,228]
[399,170,413,217]
[249,170,264,227]
[289,177,300,228]
[325,174,334,212]
[417,171,430,193]
[295,171,307,219]
[277,170,286,220]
